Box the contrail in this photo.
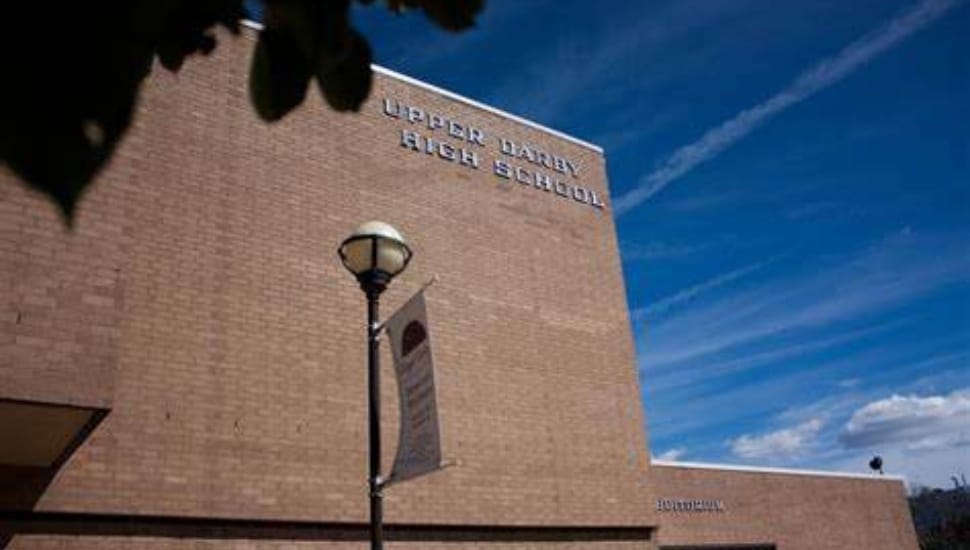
[613,0,961,216]
[633,258,774,320]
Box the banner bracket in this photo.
[370,321,386,341]
[375,274,437,340]
[374,475,388,492]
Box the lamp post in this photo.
[338,221,413,550]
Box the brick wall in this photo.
[0,173,127,410]
[10,536,651,550]
[0,27,653,546]
[650,464,918,549]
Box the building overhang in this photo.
[0,399,107,470]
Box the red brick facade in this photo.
[2,28,653,548]
[651,463,918,549]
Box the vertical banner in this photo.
[384,288,443,485]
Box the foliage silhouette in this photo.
[0,0,483,225]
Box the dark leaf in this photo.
[0,0,482,225]
[315,28,373,112]
[386,0,484,31]
[4,127,106,225]
[152,0,245,73]
[262,1,324,57]
[0,2,149,224]
[313,0,354,56]
[261,0,361,113]
[417,0,484,31]
[250,28,313,121]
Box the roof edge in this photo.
[239,19,604,154]
[651,459,907,482]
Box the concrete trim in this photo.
[239,20,604,154]
[651,459,907,482]
[369,66,604,153]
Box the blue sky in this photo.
[322,0,968,487]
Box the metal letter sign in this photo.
[383,97,607,212]
[384,288,443,485]
[655,498,726,512]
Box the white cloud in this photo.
[838,378,862,389]
[613,0,961,216]
[651,371,970,488]
[730,419,824,460]
[647,347,968,446]
[620,240,700,263]
[654,447,687,461]
[487,0,751,124]
[822,389,970,487]
[839,389,970,451]
[647,318,905,394]
[642,231,969,370]
[634,259,772,320]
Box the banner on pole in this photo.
[384,288,443,485]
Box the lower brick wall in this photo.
[0,511,654,550]
[10,536,654,549]
[650,463,918,550]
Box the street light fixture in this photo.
[338,221,412,550]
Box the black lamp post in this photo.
[338,221,413,550]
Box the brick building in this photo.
[1,27,917,549]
